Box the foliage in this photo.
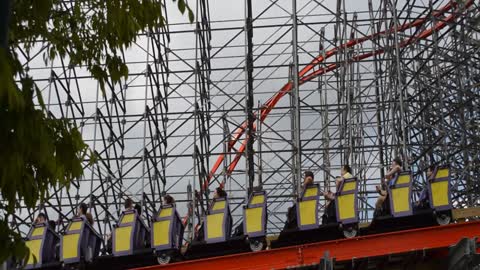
[0,219,30,265]
[0,0,193,265]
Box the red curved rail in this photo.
[205,0,473,189]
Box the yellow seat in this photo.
[151,204,184,252]
[297,184,319,230]
[205,197,232,244]
[429,167,451,210]
[113,209,150,256]
[153,219,171,247]
[25,222,60,269]
[388,172,413,217]
[336,178,358,224]
[61,218,84,263]
[61,216,102,264]
[244,191,267,237]
[62,234,81,260]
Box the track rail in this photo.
[206,0,474,188]
[133,221,480,270]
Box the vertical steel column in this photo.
[223,112,232,197]
[383,0,396,165]
[244,0,255,195]
[318,27,330,191]
[456,12,472,206]
[186,183,193,241]
[430,1,449,172]
[389,0,408,167]
[191,0,201,242]
[346,12,357,167]
[257,101,263,189]
[89,81,101,214]
[368,0,385,180]
[140,31,151,209]
[338,0,347,166]
[222,112,229,187]
[291,0,302,197]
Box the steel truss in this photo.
[9,0,480,248]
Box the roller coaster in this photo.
[18,166,480,269]
[11,0,480,269]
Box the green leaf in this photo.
[0,48,25,110]
[188,6,195,23]
[178,0,186,14]
[34,84,46,111]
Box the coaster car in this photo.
[365,168,452,235]
[243,190,268,251]
[24,222,60,269]
[91,209,154,269]
[112,209,150,257]
[183,197,249,260]
[151,204,185,264]
[271,181,359,248]
[420,166,453,225]
[334,177,360,238]
[60,216,102,266]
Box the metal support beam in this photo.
[319,251,335,270]
[244,0,255,194]
[449,238,480,270]
[291,0,302,197]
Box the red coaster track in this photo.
[133,220,480,270]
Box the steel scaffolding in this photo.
[9,0,480,249]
